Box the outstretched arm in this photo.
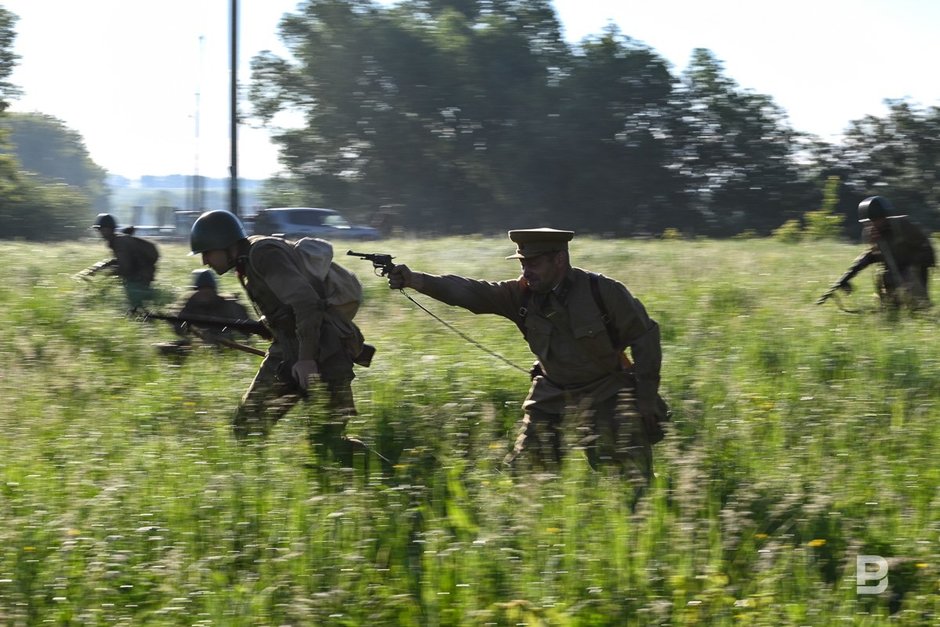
[387,264,521,320]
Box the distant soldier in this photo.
[154,269,252,356]
[80,213,160,310]
[386,228,667,500]
[831,196,935,309]
[189,210,371,465]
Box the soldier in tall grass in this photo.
[387,228,666,497]
[81,212,160,311]
[833,196,935,310]
[189,210,368,465]
[153,269,252,356]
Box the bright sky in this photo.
[3,0,938,180]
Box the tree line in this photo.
[251,0,940,238]
[0,1,938,241]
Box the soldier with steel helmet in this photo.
[153,269,252,356]
[828,196,935,309]
[386,228,666,500]
[189,210,369,465]
[79,212,160,310]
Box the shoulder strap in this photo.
[516,281,531,338]
[518,275,614,344]
[589,272,619,349]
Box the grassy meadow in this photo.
[0,236,938,625]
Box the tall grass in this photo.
[0,237,937,625]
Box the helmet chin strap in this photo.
[234,251,249,279]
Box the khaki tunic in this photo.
[418,267,661,409]
[232,236,359,442]
[106,234,158,308]
[108,234,157,284]
[241,236,329,365]
[416,267,662,478]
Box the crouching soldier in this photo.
[188,210,370,466]
[154,269,252,356]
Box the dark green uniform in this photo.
[154,289,252,356]
[414,267,663,485]
[846,216,935,308]
[106,233,159,309]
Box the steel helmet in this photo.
[858,196,893,223]
[191,269,217,290]
[93,213,117,230]
[189,210,247,255]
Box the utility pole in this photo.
[229,0,240,217]
[191,35,205,213]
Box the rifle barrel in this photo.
[144,311,273,339]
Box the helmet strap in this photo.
[234,252,249,280]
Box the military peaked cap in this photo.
[506,227,575,259]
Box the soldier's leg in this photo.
[918,266,931,306]
[590,391,653,491]
[124,281,148,312]
[308,377,368,467]
[903,266,930,309]
[233,354,301,439]
[307,340,366,466]
[504,408,563,470]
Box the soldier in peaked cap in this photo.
[387,228,666,501]
[505,227,575,260]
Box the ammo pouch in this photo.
[325,312,371,368]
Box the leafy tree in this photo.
[248,3,940,238]
[837,99,940,229]
[803,175,844,240]
[0,173,91,240]
[0,6,21,201]
[258,174,316,208]
[671,49,812,236]
[2,112,110,212]
[544,26,680,234]
[0,5,20,112]
[250,0,571,232]
[0,7,100,240]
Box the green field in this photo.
[1,237,938,625]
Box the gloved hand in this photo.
[291,359,320,391]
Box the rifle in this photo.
[816,268,856,305]
[347,250,395,276]
[141,311,274,340]
[74,258,117,281]
[142,310,375,367]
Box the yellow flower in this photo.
[808,539,826,548]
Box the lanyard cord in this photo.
[398,289,529,375]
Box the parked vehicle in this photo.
[250,207,380,241]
